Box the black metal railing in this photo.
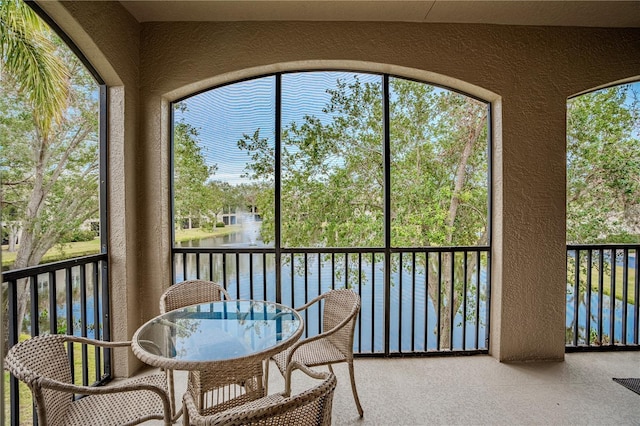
[173,246,491,356]
[566,244,640,351]
[3,253,110,425]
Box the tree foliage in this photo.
[1,5,99,337]
[239,75,489,347]
[239,77,489,250]
[173,106,217,229]
[567,84,640,244]
[0,0,69,137]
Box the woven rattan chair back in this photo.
[269,288,363,417]
[5,334,171,426]
[183,362,336,426]
[6,335,72,425]
[322,289,360,358]
[160,279,253,418]
[159,279,231,314]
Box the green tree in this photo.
[239,75,489,347]
[1,7,100,337]
[173,104,217,229]
[567,84,640,243]
[1,0,69,137]
[565,83,639,344]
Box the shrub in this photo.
[215,222,225,228]
[60,229,97,243]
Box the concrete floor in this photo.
[147,351,640,425]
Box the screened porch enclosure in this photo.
[171,71,492,355]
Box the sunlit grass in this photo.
[602,266,636,305]
[569,263,637,305]
[4,335,100,425]
[1,225,243,268]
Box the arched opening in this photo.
[171,70,491,355]
[565,81,640,349]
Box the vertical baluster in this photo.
[371,252,376,353]
[8,279,19,425]
[437,251,442,351]
[484,249,491,350]
[49,272,57,335]
[331,253,335,290]
[635,247,640,345]
[209,253,214,281]
[622,248,629,345]
[66,267,75,382]
[235,252,241,298]
[318,253,323,338]
[30,276,38,337]
[196,253,201,279]
[573,250,580,346]
[28,277,37,426]
[449,251,455,350]
[425,252,429,351]
[475,251,481,350]
[610,248,616,344]
[462,251,468,351]
[345,253,349,289]
[93,261,102,380]
[291,254,295,310]
[80,266,89,386]
[249,253,254,300]
[359,252,363,353]
[304,253,309,334]
[586,250,593,346]
[598,249,604,344]
[182,252,187,282]
[101,256,111,376]
[398,252,403,353]
[222,253,228,295]
[263,253,267,301]
[411,252,416,353]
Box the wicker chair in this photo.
[159,279,235,418]
[160,280,231,315]
[4,334,171,426]
[267,288,363,417]
[183,361,336,426]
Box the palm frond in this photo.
[1,0,70,137]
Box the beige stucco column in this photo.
[490,93,568,361]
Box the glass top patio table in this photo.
[132,300,303,370]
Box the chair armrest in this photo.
[283,308,356,367]
[293,292,327,313]
[61,335,132,348]
[37,376,168,400]
[283,361,330,395]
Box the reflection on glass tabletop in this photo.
[134,300,302,362]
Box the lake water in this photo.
[177,229,638,350]
[40,229,635,349]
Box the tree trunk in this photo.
[8,223,19,252]
[427,107,488,349]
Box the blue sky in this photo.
[175,75,640,186]
[174,71,381,185]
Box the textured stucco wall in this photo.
[36,1,640,368]
[138,22,639,362]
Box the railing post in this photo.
[8,279,19,426]
[382,74,391,356]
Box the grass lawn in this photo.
[571,264,637,305]
[600,265,636,305]
[1,225,243,269]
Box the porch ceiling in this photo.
[119,0,640,27]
